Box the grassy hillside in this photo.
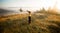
[0,11,60,33]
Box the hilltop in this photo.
[0,10,60,33]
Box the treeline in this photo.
[35,8,60,15]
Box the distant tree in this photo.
[19,8,23,12]
[35,8,46,13]
[40,8,46,11]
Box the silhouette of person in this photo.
[27,10,31,24]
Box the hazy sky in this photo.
[0,0,60,11]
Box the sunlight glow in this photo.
[0,0,60,11]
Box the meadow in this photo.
[0,10,60,33]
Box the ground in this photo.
[0,12,60,33]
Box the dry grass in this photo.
[0,11,60,33]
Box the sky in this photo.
[0,0,60,11]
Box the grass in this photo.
[0,11,60,33]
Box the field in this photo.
[0,11,60,33]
